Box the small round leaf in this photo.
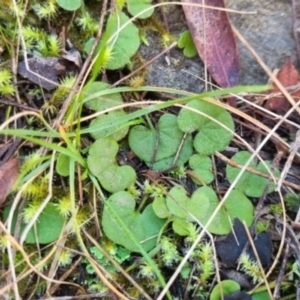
[210,280,240,300]
[89,110,129,141]
[127,0,154,19]
[178,30,197,58]
[56,0,81,11]
[56,153,70,176]
[87,138,136,193]
[189,154,214,185]
[102,191,166,252]
[152,196,170,219]
[129,114,193,171]
[4,203,65,244]
[166,186,254,235]
[178,100,234,155]
[226,151,279,197]
[84,81,123,111]
[104,12,140,70]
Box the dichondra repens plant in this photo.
[0,0,280,298]
[1,85,271,299]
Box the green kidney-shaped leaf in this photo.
[129,113,193,171]
[130,114,182,161]
[56,0,81,11]
[89,110,129,141]
[178,30,197,58]
[102,12,140,70]
[152,196,170,219]
[102,191,165,252]
[99,164,136,193]
[151,137,193,170]
[166,185,254,235]
[226,151,279,197]
[178,100,234,155]
[4,203,65,244]
[189,154,214,185]
[127,0,154,19]
[56,153,70,176]
[84,81,123,111]
[87,138,136,193]
[210,280,240,300]
[83,82,128,141]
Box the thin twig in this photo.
[45,257,83,297]
[215,151,300,192]
[291,0,300,65]
[172,132,188,166]
[43,293,109,300]
[54,0,109,127]
[273,238,290,300]
[243,222,273,299]
[276,129,300,191]
[0,97,39,112]
[254,149,285,222]
[83,230,153,300]
[110,42,177,88]
[232,24,300,116]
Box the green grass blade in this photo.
[83,84,270,102]
[83,85,270,135]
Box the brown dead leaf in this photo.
[142,169,162,182]
[181,0,239,101]
[265,57,300,114]
[0,158,19,206]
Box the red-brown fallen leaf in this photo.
[0,158,19,206]
[181,0,239,101]
[265,57,300,114]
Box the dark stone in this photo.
[216,219,272,268]
[248,232,273,267]
[216,219,248,267]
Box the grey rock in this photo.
[139,1,299,92]
[226,0,299,85]
[139,5,205,94]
